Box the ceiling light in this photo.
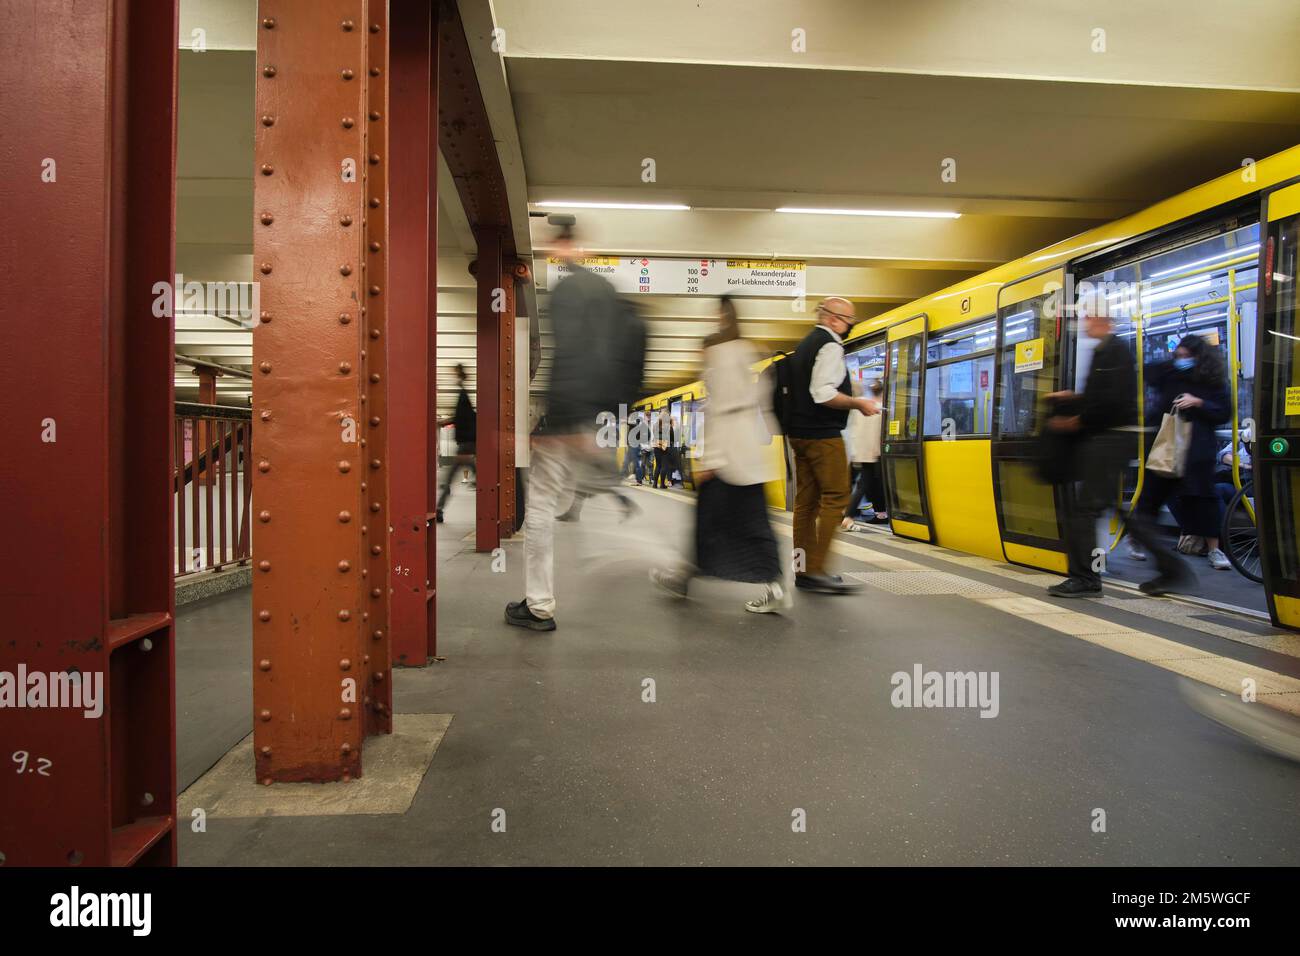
[533,201,691,211]
[775,207,961,219]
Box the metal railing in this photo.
[174,401,252,577]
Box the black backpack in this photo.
[763,351,791,435]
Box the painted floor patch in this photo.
[179,713,453,818]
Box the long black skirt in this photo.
[694,477,781,583]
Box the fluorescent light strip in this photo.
[776,207,961,219]
[534,201,691,211]
[1149,243,1259,278]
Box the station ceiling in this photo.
[174,0,1300,412]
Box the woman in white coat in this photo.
[841,378,886,529]
[650,297,789,613]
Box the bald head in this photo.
[816,297,857,336]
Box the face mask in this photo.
[1173,357,1195,371]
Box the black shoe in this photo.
[435,509,444,524]
[1138,573,1192,597]
[1047,577,1102,598]
[795,572,861,594]
[505,599,556,631]
[617,495,641,523]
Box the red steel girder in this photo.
[252,0,390,783]
[0,0,179,866]
[437,0,513,255]
[388,0,438,666]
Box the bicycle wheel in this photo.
[1220,485,1263,583]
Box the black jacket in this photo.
[1079,334,1137,436]
[785,325,850,438]
[544,265,623,432]
[453,387,476,443]
[1146,360,1231,496]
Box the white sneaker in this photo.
[1126,541,1146,561]
[649,567,689,598]
[745,581,792,614]
[1207,548,1231,571]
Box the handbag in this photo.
[1146,404,1192,478]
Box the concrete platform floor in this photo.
[179,485,1300,866]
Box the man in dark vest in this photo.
[786,297,880,593]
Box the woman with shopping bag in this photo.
[1125,334,1231,594]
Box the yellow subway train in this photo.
[636,144,1300,630]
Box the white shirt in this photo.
[809,325,847,404]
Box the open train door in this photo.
[991,269,1069,572]
[882,315,934,542]
[1254,180,1300,629]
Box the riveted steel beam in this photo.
[388,0,438,666]
[437,2,514,256]
[252,0,390,783]
[0,0,180,865]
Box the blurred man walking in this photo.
[784,297,879,593]
[505,220,645,631]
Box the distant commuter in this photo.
[650,297,788,612]
[842,378,886,529]
[1044,308,1136,598]
[1126,334,1232,589]
[505,221,646,631]
[435,363,476,523]
[784,297,879,593]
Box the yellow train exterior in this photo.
[637,144,1300,629]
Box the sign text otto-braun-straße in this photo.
[546,256,806,297]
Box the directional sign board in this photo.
[545,256,806,297]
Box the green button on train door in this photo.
[991,268,1068,572]
[1254,181,1300,630]
[883,315,933,542]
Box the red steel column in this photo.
[363,2,393,732]
[475,232,503,552]
[252,0,390,783]
[499,265,518,535]
[387,0,434,666]
[425,9,440,659]
[1,0,179,866]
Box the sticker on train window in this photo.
[1285,386,1300,417]
[1014,338,1044,373]
[889,420,901,436]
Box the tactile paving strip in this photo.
[845,570,1009,597]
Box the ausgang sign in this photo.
[545,256,806,297]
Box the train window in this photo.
[923,317,996,437]
[1263,214,1298,430]
[1081,222,1259,432]
[886,456,925,521]
[845,340,887,392]
[996,294,1061,438]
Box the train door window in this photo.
[1258,199,1300,594]
[996,294,1061,438]
[887,457,925,521]
[923,317,996,437]
[846,339,888,392]
[887,336,924,440]
[1128,222,1258,429]
[1263,212,1299,430]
